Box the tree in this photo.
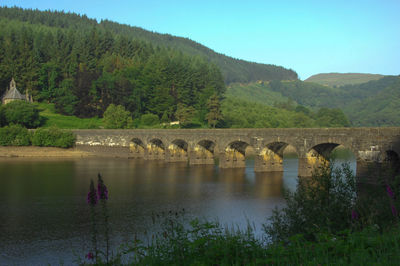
[316,108,350,127]
[160,111,169,123]
[2,101,42,128]
[102,104,132,129]
[175,103,196,126]
[140,113,159,127]
[0,105,5,127]
[53,79,77,115]
[206,94,223,128]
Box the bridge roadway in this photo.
[73,128,400,183]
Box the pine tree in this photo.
[206,94,223,128]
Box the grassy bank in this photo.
[80,216,400,265]
[36,103,103,129]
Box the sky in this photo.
[2,0,399,79]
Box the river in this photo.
[0,154,355,265]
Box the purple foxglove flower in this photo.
[351,210,359,220]
[97,173,108,200]
[87,180,98,206]
[86,252,94,260]
[386,185,395,198]
[391,204,398,217]
[97,183,108,200]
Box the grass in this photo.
[81,217,400,265]
[265,226,400,265]
[34,103,206,129]
[35,103,103,129]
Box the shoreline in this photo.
[0,146,94,158]
[0,145,133,158]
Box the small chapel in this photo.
[1,78,32,104]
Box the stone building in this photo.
[2,78,32,104]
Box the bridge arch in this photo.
[166,139,189,162]
[129,137,146,158]
[190,139,216,165]
[220,140,252,168]
[299,142,357,177]
[145,138,165,160]
[255,141,298,172]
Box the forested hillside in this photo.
[0,7,298,84]
[221,97,350,128]
[0,7,226,121]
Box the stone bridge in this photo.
[73,128,400,182]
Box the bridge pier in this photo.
[298,152,329,177]
[254,151,283,172]
[356,160,380,184]
[219,149,246,168]
[144,143,165,160]
[129,142,145,158]
[189,146,214,165]
[356,150,400,184]
[165,144,188,162]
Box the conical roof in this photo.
[2,78,26,100]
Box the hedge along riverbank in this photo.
[0,125,75,148]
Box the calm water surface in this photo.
[0,156,355,265]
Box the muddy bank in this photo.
[0,145,132,158]
[0,146,89,158]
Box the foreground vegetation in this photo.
[0,101,75,147]
[0,124,75,148]
[81,163,400,265]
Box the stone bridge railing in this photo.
[73,128,400,182]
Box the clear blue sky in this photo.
[2,0,399,79]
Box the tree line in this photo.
[0,6,298,84]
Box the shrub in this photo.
[103,104,132,129]
[0,106,5,127]
[31,127,75,148]
[0,124,31,146]
[2,101,43,128]
[140,113,159,127]
[355,173,400,230]
[264,162,357,242]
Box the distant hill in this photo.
[0,6,298,84]
[305,73,385,87]
[227,76,400,127]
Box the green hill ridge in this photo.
[305,73,385,87]
[229,76,400,127]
